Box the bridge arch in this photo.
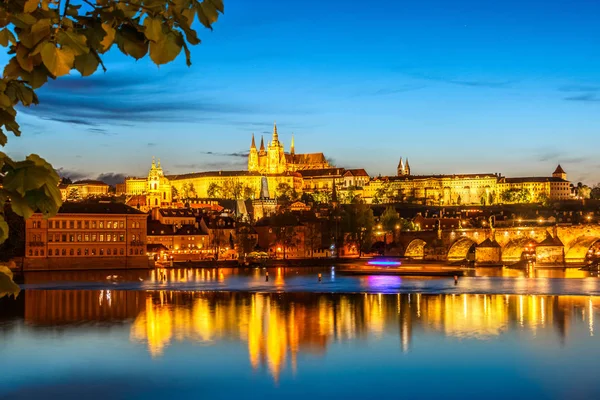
[404,239,427,260]
[502,238,537,263]
[447,237,477,261]
[565,236,600,264]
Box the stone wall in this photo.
[475,247,501,265]
[23,256,152,271]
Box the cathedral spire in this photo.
[405,158,410,175]
[272,121,279,143]
[251,133,256,149]
[152,156,156,169]
[290,133,295,155]
[259,135,265,152]
[397,157,404,176]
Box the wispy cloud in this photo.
[201,151,249,158]
[147,142,157,147]
[96,172,126,186]
[536,150,589,164]
[558,85,600,92]
[56,167,89,181]
[355,84,426,97]
[19,72,257,127]
[564,93,600,102]
[403,72,513,89]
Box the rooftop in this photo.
[56,202,146,215]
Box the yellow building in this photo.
[60,180,110,200]
[363,161,571,205]
[248,123,331,174]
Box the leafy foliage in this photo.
[342,200,375,256]
[0,264,20,298]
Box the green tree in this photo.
[591,184,600,200]
[235,223,256,255]
[242,185,254,200]
[275,182,297,202]
[207,182,221,198]
[171,185,179,200]
[342,200,375,256]
[66,186,81,201]
[270,212,299,259]
[0,0,224,290]
[181,182,197,200]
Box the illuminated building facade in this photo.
[24,202,149,270]
[363,164,571,205]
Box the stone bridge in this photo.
[396,225,600,265]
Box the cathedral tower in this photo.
[553,164,567,180]
[267,122,286,174]
[397,158,405,176]
[248,133,259,172]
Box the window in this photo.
[107,221,112,229]
[62,249,66,256]
[84,221,89,229]
[70,249,74,256]
[130,249,133,255]
[62,234,67,242]
[119,234,125,242]
[92,234,97,242]
[100,234,104,242]
[113,234,117,242]
[48,235,53,243]
[114,221,118,229]
[77,234,82,242]
[69,221,74,229]
[107,248,111,255]
[120,248,124,255]
[69,234,75,242]
[100,249,104,255]
[99,221,104,229]
[85,234,89,242]
[55,249,59,256]
[61,221,66,229]
[29,250,32,256]
[77,221,82,229]
[119,221,124,229]
[92,221,96,229]
[77,248,81,256]
[92,249,96,255]
[84,248,89,256]
[40,250,44,256]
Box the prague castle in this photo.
[118,123,573,208]
[248,123,331,174]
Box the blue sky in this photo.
[4,0,600,185]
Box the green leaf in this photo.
[9,193,35,219]
[149,32,182,65]
[207,0,225,13]
[57,30,89,56]
[0,93,12,108]
[28,65,49,89]
[0,215,8,245]
[0,28,16,47]
[3,165,52,196]
[24,0,39,13]
[143,17,164,42]
[117,26,148,60]
[40,42,74,77]
[74,51,99,77]
[100,23,116,52]
[0,264,20,298]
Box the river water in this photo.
[1,267,600,399]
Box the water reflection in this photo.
[8,290,598,382]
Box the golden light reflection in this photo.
[22,290,600,381]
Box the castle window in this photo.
[62,249,66,256]
[77,248,81,256]
[70,249,74,256]
[92,249,96,256]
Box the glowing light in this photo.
[367,260,402,266]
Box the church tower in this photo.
[397,157,405,176]
[147,157,161,208]
[248,133,259,172]
[553,164,567,180]
[267,122,286,174]
[290,133,295,155]
[405,158,411,176]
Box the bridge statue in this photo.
[488,216,495,240]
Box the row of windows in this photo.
[43,220,143,229]
[29,248,144,257]
[47,233,126,242]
